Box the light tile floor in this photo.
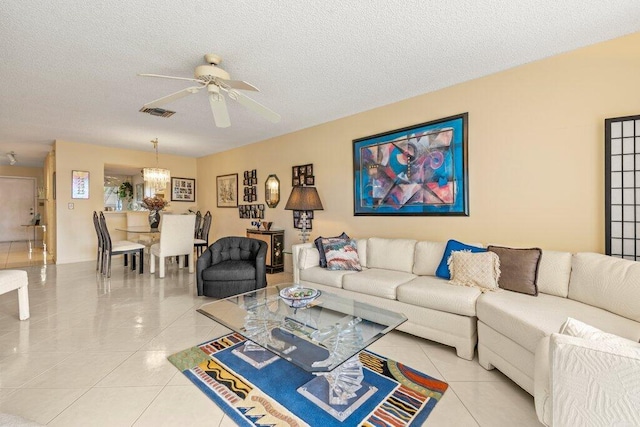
[0,241,54,270]
[0,259,542,426]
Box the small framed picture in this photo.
[305,176,315,186]
[72,170,90,199]
[217,174,238,208]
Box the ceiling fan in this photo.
[139,54,281,128]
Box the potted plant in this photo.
[118,182,134,200]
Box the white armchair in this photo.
[149,215,196,278]
[534,318,640,427]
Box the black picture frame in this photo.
[171,177,195,202]
[353,113,469,216]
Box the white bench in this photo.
[0,270,29,320]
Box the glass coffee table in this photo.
[197,284,407,421]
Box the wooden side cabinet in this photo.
[246,229,284,273]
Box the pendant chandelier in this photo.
[142,138,170,194]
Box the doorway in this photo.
[0,177,37,242]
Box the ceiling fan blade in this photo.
[139,73,205,84]
[228,90,281,123]
[209,93,231,128]
[216,78,259,92]
[143,86,202,108]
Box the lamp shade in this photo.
[284,186,324,211]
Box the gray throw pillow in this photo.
[487,245,542,296]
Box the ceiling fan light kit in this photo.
[139,54,280,128]
[6,152,17,165]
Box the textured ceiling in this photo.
[2,1,640,167]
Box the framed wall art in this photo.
[171,177,195,202]
[216,173,238,208]
[353,113,469,216]
[71,170,90,199]
[292,164,313,187]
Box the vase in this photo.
[149,210,161,229]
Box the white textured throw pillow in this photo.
[559,317,639,347]
[449,250,501,292]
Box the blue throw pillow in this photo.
[435,239,487,279]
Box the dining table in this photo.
[115,226,161,234]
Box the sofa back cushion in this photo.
[355,238,368,268]
[568,252,640,322]
[537,250,572,298]
[297,246,320,270]
[367,238,416,273]
[413,241,446,275]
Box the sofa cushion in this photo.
[537,250,572,298]
[202,260,255,282]
[397,275,482,317]
[299,266,357,289]
[297,246,320,270]
[413,241,446,276]
[324,238,362,271]
[487,245,542,296]
[314,232,349,267]
[355,238,367,268]
[477,291,640,353]
[435,240,486,279]
[342,268,416,300]
[449,251,501,292]
[366,238,416,273]
[568,253,640,323]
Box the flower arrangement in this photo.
[141,196,168,211]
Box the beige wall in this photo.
[55,140,197,263]
[0,165,43,186]
[197,31,640,256]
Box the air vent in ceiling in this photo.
[139,106,176,118]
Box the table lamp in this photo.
[284,186,323,243]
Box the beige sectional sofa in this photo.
[293,237,640,398]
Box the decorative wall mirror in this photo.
[265,174,280,208]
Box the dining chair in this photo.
[98,212,145,277]
[149,214,196,278]
[126,211,155,249]
[193,211,202,239]
[92,211,104,273]
[194,211,212,256]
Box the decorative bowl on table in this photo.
[279,286,321,309]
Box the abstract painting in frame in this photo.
[216,174,238,208]
[353,113,468,216]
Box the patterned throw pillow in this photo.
[314,232,349,268]
[448,251,501,292]
[323,238,362,271]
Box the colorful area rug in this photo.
[168,333,448,426]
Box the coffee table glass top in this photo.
[197,284,407,373]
